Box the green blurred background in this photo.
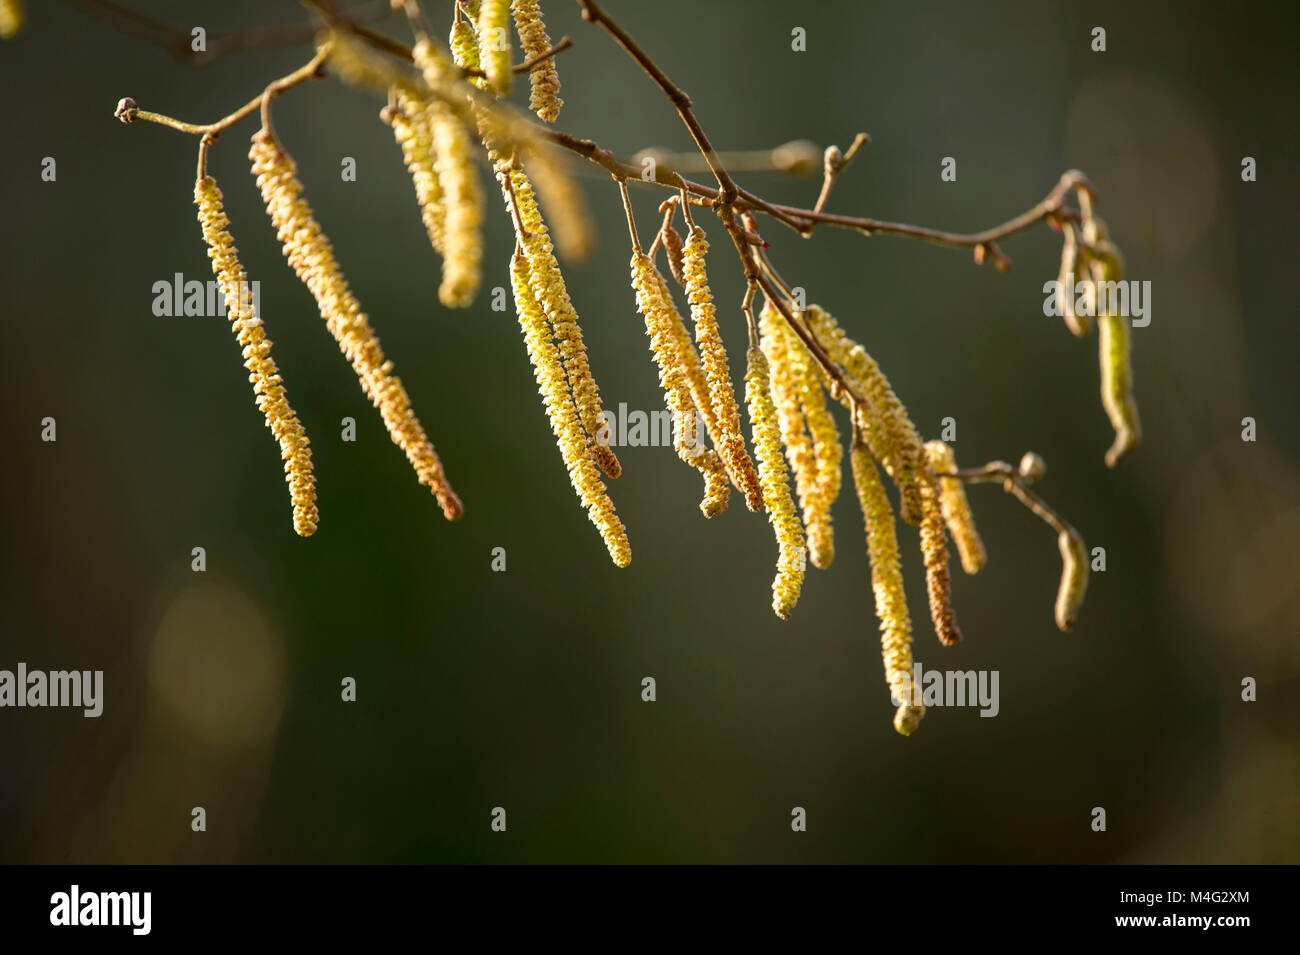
[1,0,1296,863]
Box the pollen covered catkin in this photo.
[631,253,729,517]
[1055,529,1088,631]
[508,169,620,478]
[195,175,317,538]
[511,0,562,122]
[760,304,837,569]
[511,251,629,566]
[449,16,481,77]
[250,132,462,521]
[383,94,445,255]
[923,440,986,575]
[851,439,922,735]
[683,227,763,511]
[805,306,924,526]
[478,0,511,96]
[919,470,962,646]
[412,39,484,308]
[745,346,806,618]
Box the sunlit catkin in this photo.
[511,251,629,566]
[478,0,511,96]
[412,39,484,308]
[511,0,562,122]
[1057,223,1090,337]
[631,253,729,517]
[805,306,924,526]
[683,227,763,511]
[382,93,445,255]
[449,16,481,75]
[1055,529,1088,631]
[923,440,986,575]
[1099,311,1140,468]
[851,439,922,735]
[745,346,806,618]
[760,304,837,568]
[195,175,318,538]
[919,470,962,646]
[508,168,620,478]
[250,131,462,521]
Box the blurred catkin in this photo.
[195,175,318,537]
[478,0,512,96]
[1055,529,1088,631]
[250,132,462,521]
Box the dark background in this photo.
[0,0,1296,863]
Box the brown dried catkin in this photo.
[250,132,462,521]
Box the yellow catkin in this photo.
[478,0,511,96]
[805,306,924,526]
[919,469,962,646]
[1083,219,1140,467]
[850,440,922,735]
[383,92,445,256]
[0,0,23,39]
[1057,223,1091,338]
[508,169,620,478]
[631,253,729,517]
[745,346,806,618]
[511,0,562,122]
[1055,529,1088,631]
[511,252,629,566]
[1099,309,1141,468]
[923,440,986,575]
[449,17,481,77]
[195,175,318,538]
[683,227,764,511]
[250,132,462,521]
[412,39,484,308]
[790,317,842,569]
[760,304,837,568]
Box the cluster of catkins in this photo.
[169,0,1135,734]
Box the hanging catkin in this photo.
[511,0,562,122]
[923,440,986,575]
[851,438,922,735]
[508,168,620,478]
[919,469,962,646]
[745,346,806,618]
[411,39,484,308]
[760,304,837,568]
[478,0,512,96]
[250,131,462,521]
[195,174,318,538]
[804,306,924,526]
[511,250,629,566]
[1055,529,1088,631]
[682,226,763,511]
[630,252,730,517]
[382,92,445,256]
